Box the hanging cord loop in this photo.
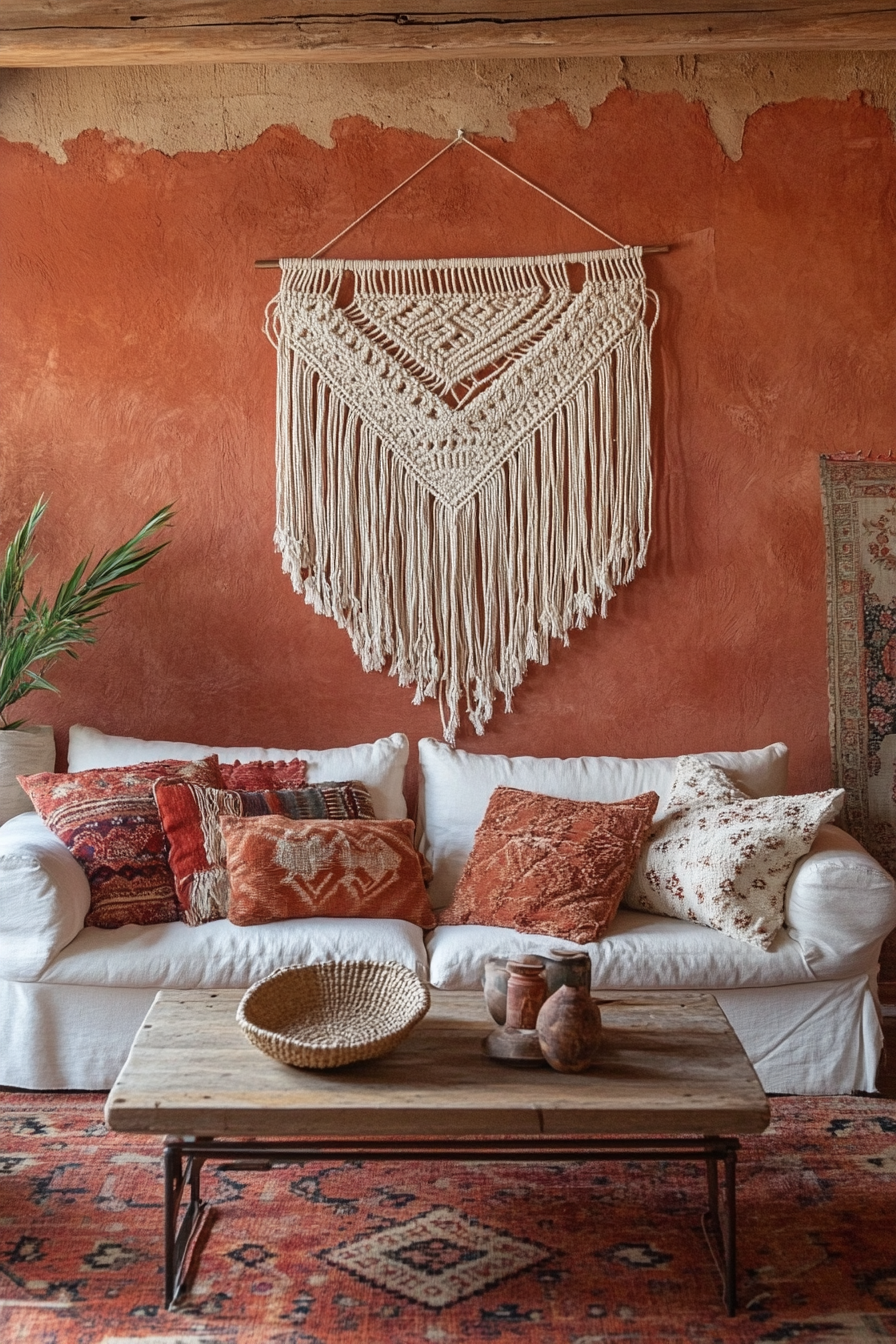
[456,131,625,248]
[310,133,462,260]
[255,129,669,266]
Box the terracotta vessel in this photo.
[482,956,511,1025]
[505,958,547,1030]
[483,958,547,1064]
[482,954,545,1025]
[543,948,591,997]
[536,984,602,1074]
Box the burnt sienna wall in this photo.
[2,60,895,803]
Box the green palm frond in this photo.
[0,499,47,644]
[0,502,174,728]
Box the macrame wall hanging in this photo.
[262,132,661,743]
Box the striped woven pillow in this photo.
[154,779,374,925]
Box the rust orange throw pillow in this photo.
[221,815,435,929]
[155,778,376,926]
[20,757,224,929]
[219,759,307,790]
[437,786,659,944]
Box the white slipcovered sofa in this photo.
[1,727,894,1095]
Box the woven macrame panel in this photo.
[269,248,654,742]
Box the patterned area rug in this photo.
[820,455,896,988]
[0,1093,894,1343]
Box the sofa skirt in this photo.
[0,975,883,1094]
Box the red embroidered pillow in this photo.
[437,786,659,944]
[20,757,224,929]
[221,815,435,929]
[219,759,307,790]
[154,778,376,926]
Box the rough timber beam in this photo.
[2,2,896,66]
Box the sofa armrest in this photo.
[784,824,896,979]
[0,813,91,980]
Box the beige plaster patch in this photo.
[2,51,896,162]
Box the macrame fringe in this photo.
[181,787,240,925]
[271,250,654,744]
[184,868,230,926]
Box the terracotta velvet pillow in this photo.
[436,786,659,944]
[154,778,376,925]
[219,759,307,790]
[20,756,224,928]
[221,815,435,929]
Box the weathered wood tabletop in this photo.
[105,989,769,1139]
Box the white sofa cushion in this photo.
[426,823,896,991]
[418,737,789,909]
[784,824,896,979]
[0,813,91,979]
[426,909,813,992]
[37,915,428,990]
[67,725,409,821]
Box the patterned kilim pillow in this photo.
[154,779,376,925]
[436,786,659,944]
[624,757,844,949]
[221,815,435,928]
[219,759,307,790]
[20,757,224,928]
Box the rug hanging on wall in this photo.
[820,455,896,987]
[268,248,655,742]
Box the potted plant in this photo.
[0,499,174,825]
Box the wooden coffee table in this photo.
[105,988,769,1315]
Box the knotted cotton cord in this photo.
[270,247,655,743]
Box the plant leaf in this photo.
[0,502,174,723]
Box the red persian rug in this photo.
[0,1093,894,1343]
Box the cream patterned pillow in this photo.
[625,757,844,949]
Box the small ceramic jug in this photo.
[505,958,548,1031]
[543,948,592,997]
[482,957,510,1025]
[536,984,601,1074]
[483,954,546,1025]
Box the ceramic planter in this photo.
[0,725,55,826]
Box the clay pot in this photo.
[483,958,548,1065]
[482,954,545,1025]
[482,957,510,1025]
[536,984,602,1074]
[543,948,592,997]
[505,958,548,1031]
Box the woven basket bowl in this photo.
[237,960,431,1069]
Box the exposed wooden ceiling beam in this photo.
[3,2,896,66]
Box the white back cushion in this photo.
[418,738,789,909]
[67,726,409,820]
[0,813,91,980]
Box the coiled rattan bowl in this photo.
[237,960,431,1069]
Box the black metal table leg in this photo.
[159,1134,743,1315]
[724,1143,738,1316]
[705,1150,720,1227]
[163,1139,207,1309]
[700,1138,739,1315]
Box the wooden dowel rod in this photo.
[254,245,670,267]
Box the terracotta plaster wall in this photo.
[2,61,896,798]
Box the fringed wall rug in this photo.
[820,454,896,988]
[263,133,660,742]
